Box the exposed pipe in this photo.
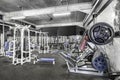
[36,22,83,28]
[17,19,36,26]
[83,0,100,26]
[0,20,15,27]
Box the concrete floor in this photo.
[0,53,109,80]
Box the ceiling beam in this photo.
[4,2,92,21]
[16,19,36,26]
[36,22,83,28]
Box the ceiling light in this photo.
[23,11,40,16]
[53,12,71,17]
[23,10,46,16]
[11,16,25,20]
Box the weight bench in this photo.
[34,58,55,65]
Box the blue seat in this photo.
[38,58,55,64]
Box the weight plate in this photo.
[92,55,107,72]
[89,22,114,45]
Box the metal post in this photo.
[38,32,40,53]
[35,31,37,49]
[21,28,24,65]
[12,28,16,64]
[28,29,31,62]
[46,33,49,53]
[39,31,42,53]
[43,33,45,54]
[41,33,43,53]
[2,23,5,56]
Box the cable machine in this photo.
[12,25,31,65]
[39,32,49,54]
[20,26,31,65]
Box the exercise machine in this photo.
[40,32,49,54]
[4,25,31,65]
[59,22,115,76]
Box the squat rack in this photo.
[0,20,15,56]
[12,25,31,65]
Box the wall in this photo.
[90,0,120,72]
[41,26,84,36]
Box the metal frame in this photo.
[30,30,42,52]
[38,32,49,54]
[12,25,31,65]
[21,26,31,65]
[59,40,107,76]
[66,61,104,76]
[30,30,49,54]
[0,23,5,56]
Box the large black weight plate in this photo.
[89,22,114,45]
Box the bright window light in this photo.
[53,12,71,17]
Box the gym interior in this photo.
[0,0,120,80]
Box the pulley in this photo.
[89,22,114,45]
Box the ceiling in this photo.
[0,0,93,27]
[0,0,92,12]
[25,11,86,25]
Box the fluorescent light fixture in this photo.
[23,10,45,16]
[53,12,71,17]
[11,16,25,20]
[23,11,39,16]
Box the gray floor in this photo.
[0,53,109,80]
